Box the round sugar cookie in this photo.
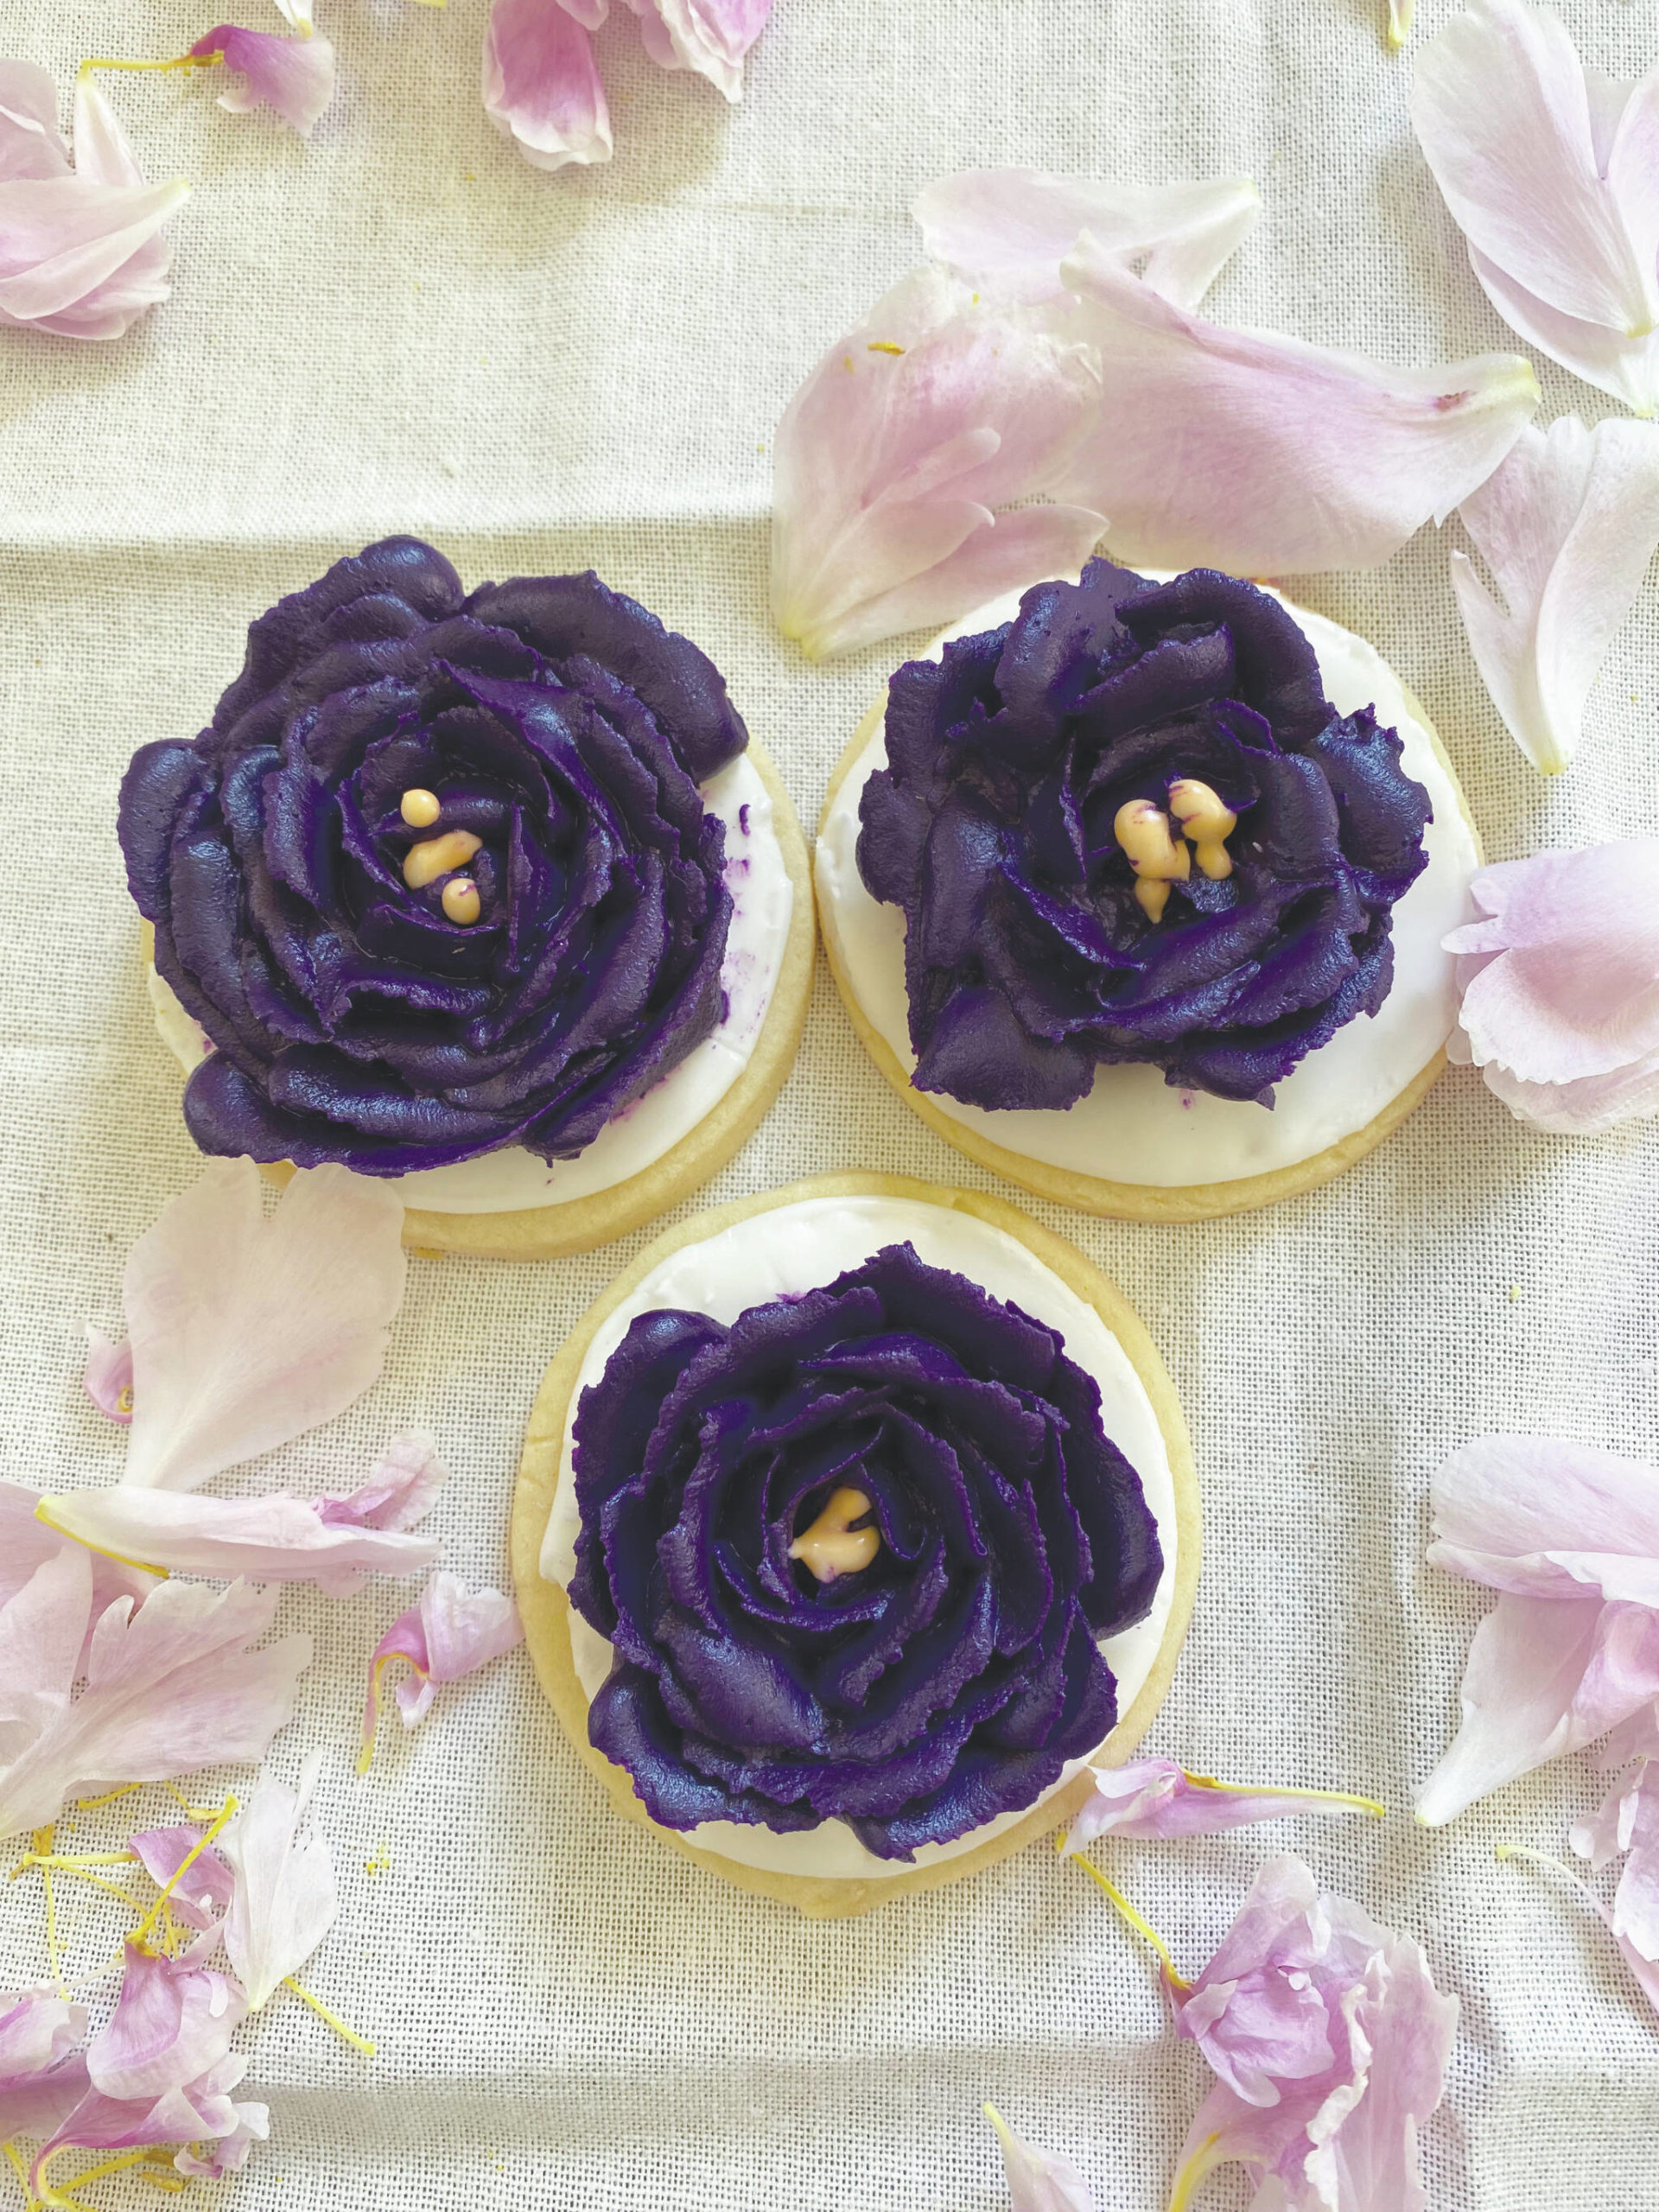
[142,737,815,1262]
[815,586,1484,1224]
[512,1170,1200,1918]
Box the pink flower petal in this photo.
[1468,245,1659,420]
[220,1750,337,2010]
[0,2055,90,2147]
[1411,0,1659,410]
[86,1947,245,2105]
[1427,1435,1659,1606]
[0,1558,310,1840]
[130,1824,234,1932]
[121,1160,406,1494]
[1450,417,1659,775]
[913,169,1260,309]
[770,265,1104,658]
[173,2097,268,2177]
[1414,1592,1659,1824]
[1054,238,1538,572]
[0,1989,89,2142]
[0,61,71,182]
[1168,1858,1457,2212]
[360,1571,521,1762]
[626,0,772,101]
[36,2054,264,2196]
[1064,1758,1379,1847]
[482,0,613,173]
[190,26,337,137]
[82,1327,134,1423]
[0,1479,154,1641]
[1445,842,1659,1133]
[983,2105,1099,2212]
[316,1431,446,1532]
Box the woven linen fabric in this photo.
[3,1,1658,2205]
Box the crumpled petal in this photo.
[913,168,1260,308]
[84,1946,245,2105]
[82,1326,134,1423]
[120,1160,406,1493]
[482,0,613,172]
[771,264,1104,658]
[1579,1760,1659,1964]
[37,1433,447,1595]
[624,0,772,101]
[0,1548,311,1840]
[1064,1757,1379,1847]
[1167,1856,1458,2212]
[1411,0,1659,414]
[1444,843,1659,1134]
[0,73,189,340]
[130,1823,234,1933]
[360,1571,521,1758]
[190,26,337,137]
[36,2055,264,2197]
[1054,237,1538,572]
[0,1991,90,2145]
[220,1749,338,2009]
[1450,417,1659,773]
[173,2097,268,2177]
[984,2105,1098,2212]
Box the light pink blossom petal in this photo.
[190,27,336,137]
[0,61,70,181]
[1445,842,1659,1133]
[1591,1706,1659,1772]
[173,2097,269,2177]
[86,1947,245,2105]
[360,1572,521,1759]
[1054,239,1537,573]
[626,0,772,101]
[120,1160,406,1493]
[913,169,1260,310]
[1411,0,1659,410]
[1064,1758,1380,1848]
[271,0,315,32]
[771,265,1103,658]
[0,2056,90,2146]
[1450,417,1659,774]
[317,1431,446,1531]
[82,1326,134,1424]
[1414,1592,1659,1824]
[482,0,612,173]
[0,1479,153,1633]
[1427,1435,1659,1606]
[36,2055,264,2196]
[1468,246,1659,420]
[220,1749,338,2009]
[0,1562,310,1840]
[983,2106,1098,2212]
[0,1989,90,2142]
[130,1824,234,1933]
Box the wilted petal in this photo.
[130,1824,234,1932]
[174,2097,268,2177]
[318,1431,446,1531]
[771,264,1103,658]
[1450,417,1659,774]
[627,0,772,101]
[0,61,71,181]
[1414,1592,1659,1824]
[1064,1757,1380,1848]
[1445,843,1659,1134]
[86,1947,245,2104]
[1592,1706,1659,1771]
[1054,238,1537,572]
[36,2053,264,2196]
[1411,0,1659,411]
[190,27,336,137]
[984,2105,1098,2212]
[360,1571,521,1760]
[220,1750,337,2009]
[82,1326,134,1424]
[0,1989,89,2145]
[121,1160,406,1493]
[913,168,1260,308]
[0,1564,310,1840]
[482,0,612,172]
[1427,1436,1659,1606]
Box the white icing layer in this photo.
[152,753,791,1215]
[539,1194,1179,1882]
[816,586,1480,1188]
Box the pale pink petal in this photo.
[984,2106,1099,2212]
[482,0,612,173]
[1611,1764,1659,1960]
[627,0,772,101]
[317,1431,446,1531]
[67,73,144,191]
[271,0,316,31]
[1411,0,1659,381]
[1427,1436,1659,1606]
[1450,417,1659,774]
[190,27,336,137]
[0,1480,153,1636]
[121,1160,407,1493]
[1469,246,1659,418]
[913,169,1260,309]
[130,1824,234,1932]
[771,265,1103,658]
[35,2054,264,2195]
[0,1990,89,2145]
[0,61,70,181]
[0,2056,90,2146]
[1591,1706,1659,1771]
[82,1326,134,1424]
[1445,843,1659,1133]
[174,2098,268,2177]
[0,175,190,340]
[1065,1758,1379,1848]
[361,1571,521,1758]
[1414,1593,1659,1824]
[1054,240,1538,573]
[220,1749,337,2009]
[86,1947,245,2105]
[0,1571,311,1840]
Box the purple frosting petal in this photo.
[117,538,746,1173]
[568,1241,1162,1861]
[855,560,1432,1109]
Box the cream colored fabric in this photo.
[2,2,1656,2206]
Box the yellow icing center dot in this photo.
[442,877,481,925]
[400,787,442,829]
[788,1486,880,1585]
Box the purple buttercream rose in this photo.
[568,1241,1161,1860]
[855,560,1432,1109]
[118,537,746,1174]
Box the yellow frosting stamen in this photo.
[403,830,481,889]
[399,787,441,829]
[1113,799,1191,924]
[1166,778,1238,881]
[441,877,481,926]
[788,1487,880,1585]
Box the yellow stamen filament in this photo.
[867,341,905,357]
[162,1781,222,1820]
[283,1974,376,2057]
[1181,1770,1385,1818]
[1066,1852,1192,1993]
[127,1795,236,1952]
[115,1386,134,1416]
[403,829,481,889]
[11,1850,149,1919]
[788,1487,880,1584]
[35,2143,177,2212]
[75,1782,146,1812]
[77,52,223,86]
[1113,799,1191,923]
[1166,779,1238,881]
[3,2139,35,2209]
[399,787,441,830]
[358,1652,429,1775]
[27,1827,68,2000]
[1167,2133,1226,2212]
[441,877,481,926]
[33,1501,167,1582]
